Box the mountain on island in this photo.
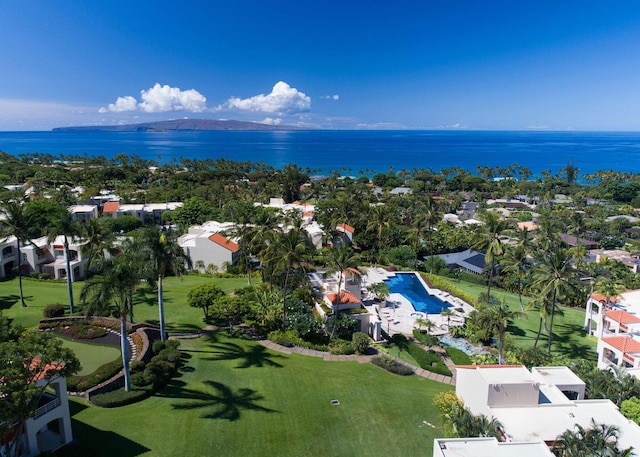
[52,119,302,132]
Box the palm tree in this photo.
[323,245,362,339]
[441,308,455,328]
[263,227,314,328]
[476,298,524,363]
[81,218,116,270]
[0,194,32,307]
[471,211,508,301]
[46,212,84,314]
[369,281,390,305]
[137,227,192,341]
[81,244,143,391]
[532,245,577,353]
[500,244,531,310]
[365,205,394,263]
[553,419,633,457]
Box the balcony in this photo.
[34,395,61,419]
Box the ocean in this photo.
[1,129,639,177]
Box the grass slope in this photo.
[57,337,121,376]
[62,331,450,457]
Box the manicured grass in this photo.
[437,276,598,360]
[56,337,121,376]
[61,330,451,457]
[0,274,252,332]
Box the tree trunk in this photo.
[64,238,75,314]
[534,317,544,348]
[158,274,166,341]
[282,267,291,330]
[330,271,343,340]
[121,314,131,392]
[547,290,557,354]
[17,243,26,307]
[486,264,493,301]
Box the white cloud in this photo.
[321,94,339,100]
[99,84,207,113]
[99,95,137,113]
[223,81,310,114]
[261,117,282,125]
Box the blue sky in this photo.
[1,1,640,131]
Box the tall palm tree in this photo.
[323,246,361,339]
[46,212,84,314]
[137,227,192,341]
[471,210,508,301]
[81,218,116,270]
[365,205,394,263]
[475,299,524,363]
[500,244,531,310]
[0,194,32,308]
[532,245,577,353]
[553,419,632,457]
[81,244,143,391]
[263,227,314,328]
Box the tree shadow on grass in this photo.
[170,380,279,421]
[59,401,152,457]
[204,341,285,368]
[550,322,596,360]
[0,293,31,311]
[507,323,526,337]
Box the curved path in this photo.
[258,339,456,386]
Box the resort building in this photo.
[68,204,98,222]
[0,235,87,282]
[433,437,555,457]
[102,201,183,224]
[178,221,241,271]
[585,289,640,376]
[435,249,485,275]
[1,370,74,457]
[449,365,640,454]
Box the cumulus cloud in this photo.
[99,84,207,113]
[321,94,339,100]
[261,117,282,125]
[223,81,310,114]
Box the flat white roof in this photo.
[68,204,97,213]
[473,365,536,385]
[491,400,640,450]
[435,438,554,457]
[531,366,586,387]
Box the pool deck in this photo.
[363,268,475,337]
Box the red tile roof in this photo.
[602,336,640,354]
[103,201,119,213]
[605,310,640,324]
[592,293,619,303]
[326,290,361,305]
[337,223,355,233]
[208,233,240,253]
[304,211,314,217]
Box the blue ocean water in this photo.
[0,130,639,176]
[385,272,451,314]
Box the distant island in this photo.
[52,119,303,132]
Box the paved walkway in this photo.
[259,339,456,385]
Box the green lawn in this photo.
[62,330,450,457]
[0,274,250,332]
[57,337,121,376]
[442,277,598,360]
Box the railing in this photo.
[34,397,61,418]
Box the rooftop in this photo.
[434,438,555,457]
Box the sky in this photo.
[1,1,640,131]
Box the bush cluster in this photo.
[91,388,151,408]
[67,358,122,392]
[371,355,414,376]
[43,303,65,318]
[406,343,452,377]
[412,330,440,347]
[328,339,355,355]
[56,324,108,340]
[444,346,472,365]
[352,332,370,354]
[131,339,181,390]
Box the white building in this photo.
[434,437,555,457]
[2,374,74,456]
[451,365,640,454]
[0,235,18,279]
[68,204,98,222]
[102,201,182,223]
[178,221,241,270]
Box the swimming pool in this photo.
[384,272,451,314]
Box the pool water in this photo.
[438,335,488,355]
[384,273,451,314]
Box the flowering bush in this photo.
[56,324,108,340]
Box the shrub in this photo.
[91,387,151,408]
[352,332,370,354]
[56,324,108,340]
[412,330,440,347]
[152,339,166,355]
[130,360,145,373]
[445,347,472,365]
[371,355,414,376]
[407,343,452,376]
[43,303,65,318]
[329,339,355,355]
[67,358,122,392]
[268,330,299,347]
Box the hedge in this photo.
[90,387,152,408]
[371,355,414,376]
[67,358,123,392]
[445,346,472,365]
[406,342,452,377]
